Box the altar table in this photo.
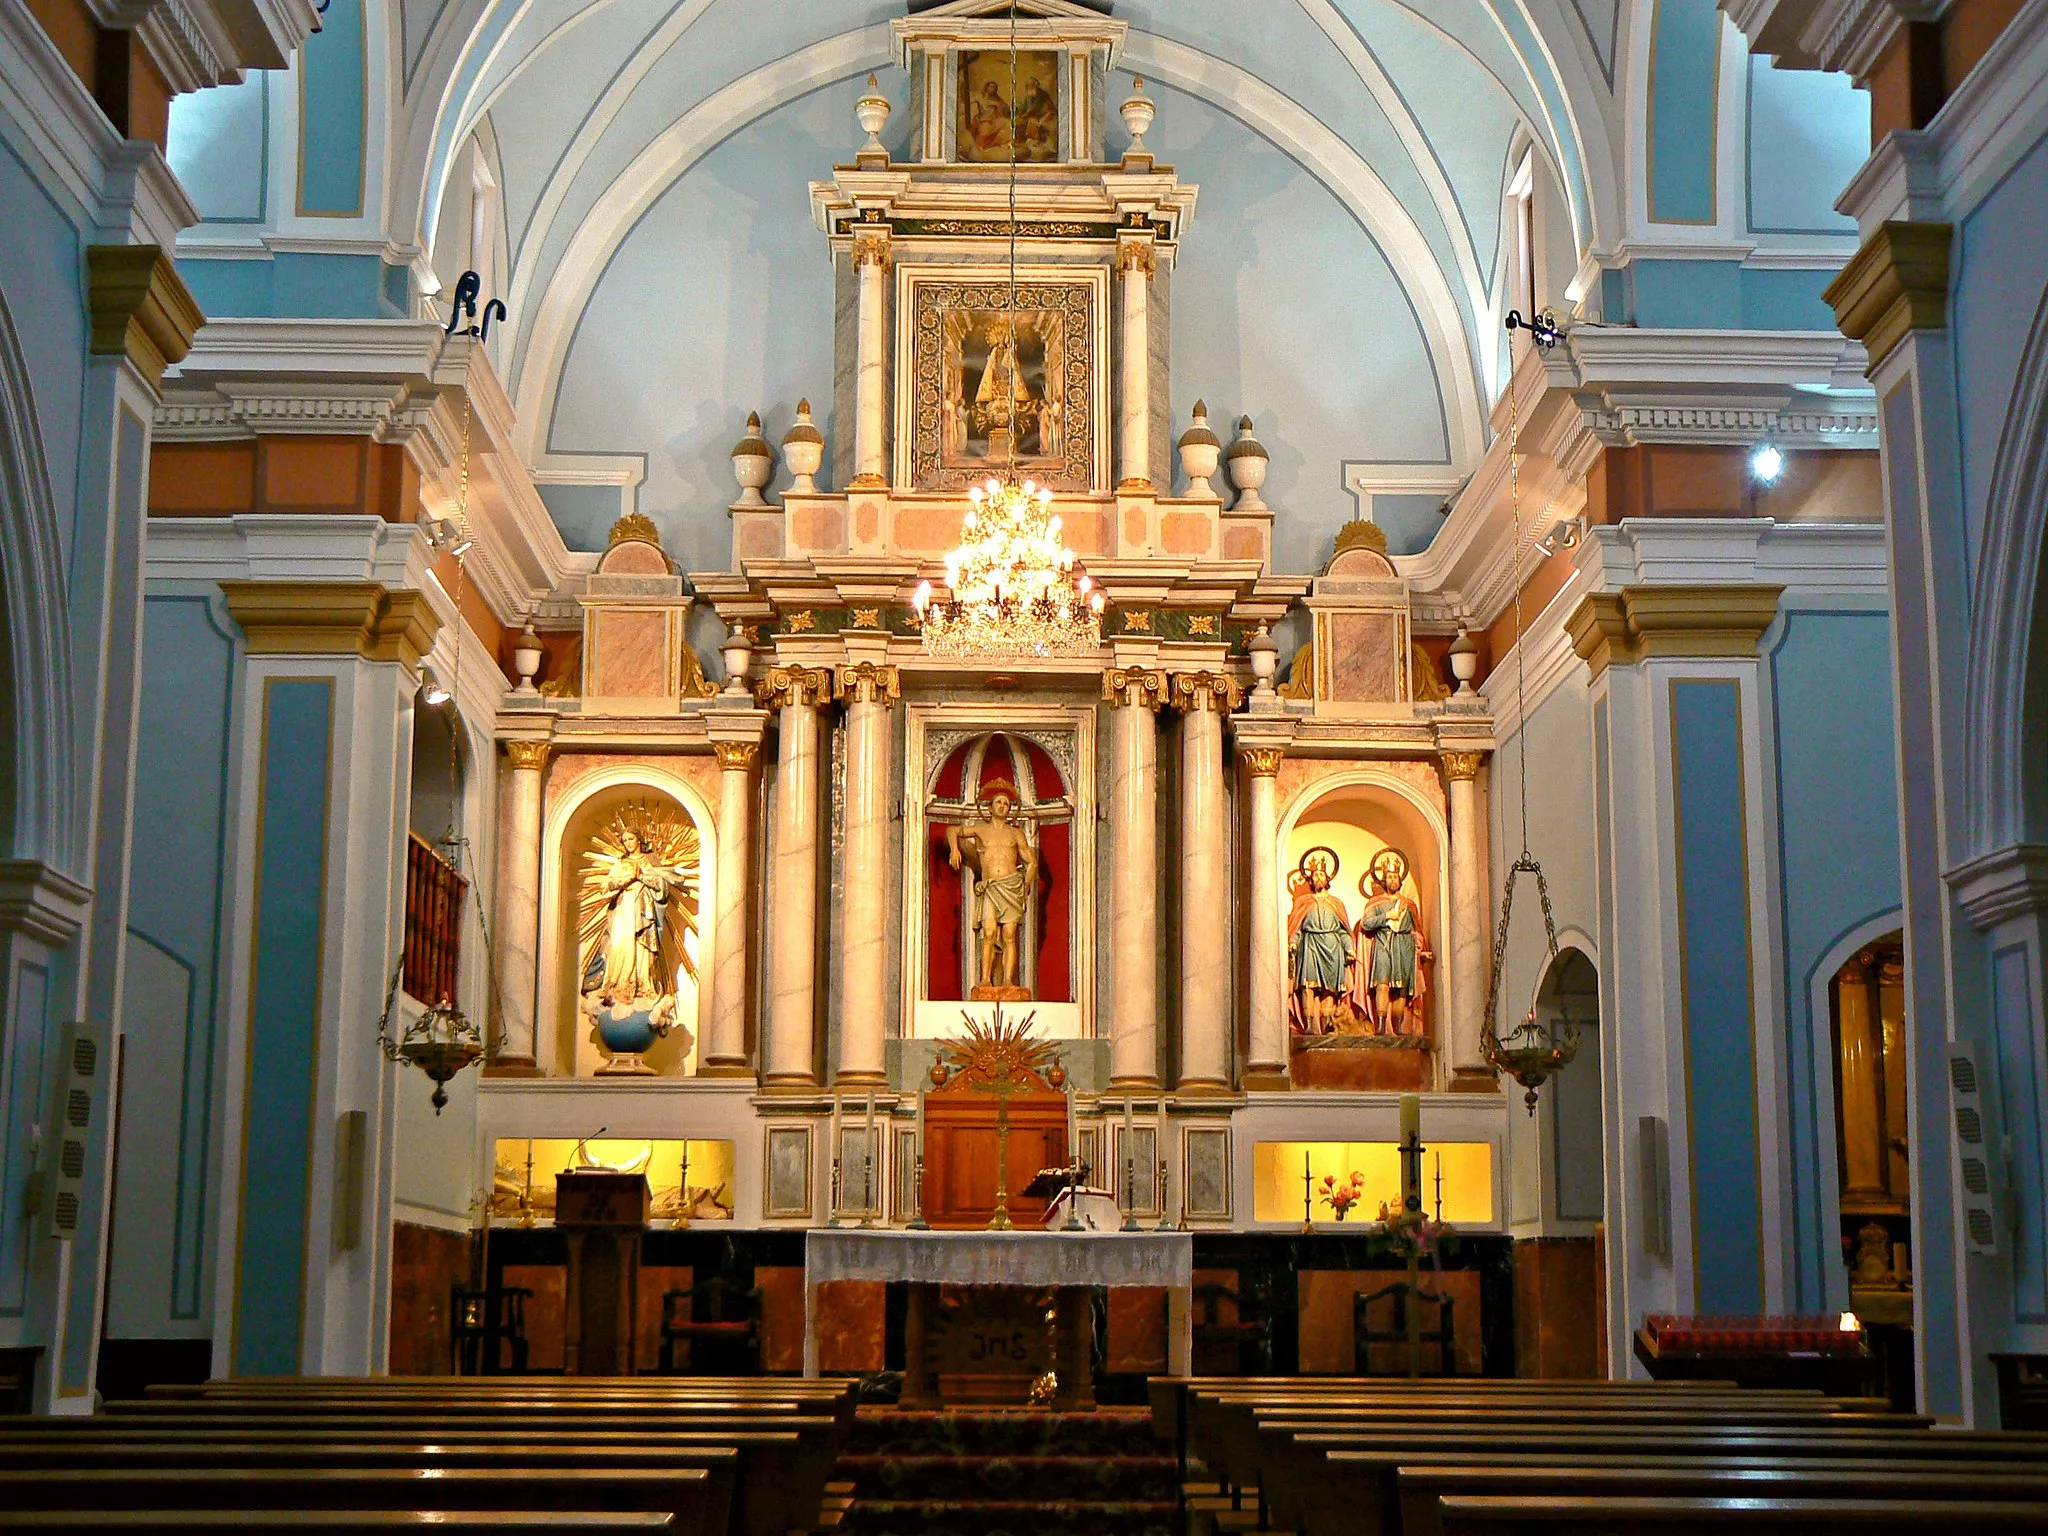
[804,1230,1194,1406]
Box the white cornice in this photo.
[1949,844,2048,930]
[86,0,320,91]
[157,321,579,625]
[1838,0,2048,232]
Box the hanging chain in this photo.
[1005,1,1020,483]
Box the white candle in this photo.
[1399,1091,1421,1145]
[864,1091,877,1210]
[828,1092,843,1210]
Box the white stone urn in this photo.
[729,410,774,507]
[1448,629,1480,694]
[856,74,891,157]
[721,625,752,696]
[1226,414,1270,511]
[1247,623,1280,702]
[512,620,543,694]
[1177,399,1221,498]
[782,399,825,493]
[1121,75,1155,152]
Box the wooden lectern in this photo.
[556,1170,649,1376]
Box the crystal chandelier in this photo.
[914,476,1104,657]
[913,9,1103,660]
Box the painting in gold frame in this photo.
[956,49,1060,163]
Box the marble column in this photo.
[851,227,891,488]
[1240,746,1288,1087]
[492,740,548,1072]
[1835,952,1887,1198]
[702,736,761,1076]
[1104,666,1167,1087]
[1175,671,1239,1092]
[1116,234,1155,489]
[835,660,899,1085]
[1443,751,1492,1087]
[762,665,831,1089]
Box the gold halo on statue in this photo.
[1297,845,1340,883]
[977,775,1021,804]
[1365,847,1410,894]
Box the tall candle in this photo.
[1399,1092,1421,1145]
[864,1091,877,1211]
[828,1093,843,1212]
[1123,1094,1136,1174]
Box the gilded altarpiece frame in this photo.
[895,263,1108,494]
[900,701,1098,1042]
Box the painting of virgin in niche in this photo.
[944,311,1064,467]
[957,49,1060,162]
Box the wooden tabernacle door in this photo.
[923,1089,1069,1229]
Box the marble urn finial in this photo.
[1226,414,1270,511]
[856,74,891,159]
[1448,628,1479,694]
[512,619,543,694]
[1120,75,1155,154]
[1247,622,1280,703]
[782,399,825,493]
[1177,399,1221,499]
[730,410,774,507]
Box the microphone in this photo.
[569,1127,609,1168]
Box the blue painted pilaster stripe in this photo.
[297,0,367,218]
[1670,678,1764,1313]
[1648,0,1722,225]
[232,678,334,1376]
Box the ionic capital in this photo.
[1173,670,1243,714]
[1441,751,1484,782]
[713,741,760,771]
[835,661,901,707]
[1115,235,1157,277]
[1240,747,1285,778]
[755,664,832,711]
[503,740,550,773]
[1102,665,1169,710]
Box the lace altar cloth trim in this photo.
[806,1230,1193,1288]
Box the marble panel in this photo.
[756,1265,806,1373]
[1289,1045,1428,1091]
[791,501,847,552]
[815,1279,888,1373]
[736,518,782,562]
[591,610,670,697]
[1160,510,1214,556]
[603,542,669,576]
[1106,1286,1167,1372]
[1222,523,1266,562]
[1513,1236,1603,1378]
[387,1222,468,1376]
[633,1263,695,1372]
[893,502,966,553]
[501,1263,567,1372]
[1322,613,1402,702]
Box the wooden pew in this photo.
[0,1470,715,1534]
[0,1517,677,1534]
[1435,1494,2048,1534]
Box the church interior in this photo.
[6,0,2048,1528]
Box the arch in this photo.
[536,758,720,1076]
[407,690,468,846]
[1534,943,1603,1225]
[1964,275,2048,857]
[0,286,75,872]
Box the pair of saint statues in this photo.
[1287,845,1430,1036]
[947,776,1043,1000]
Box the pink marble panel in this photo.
[735,518,782,561]
[791,502,846,552]
[600,542,669,575]
[1222,523,1267,562]
[893,503,966,552]
[590,610,670,697]
[1160,510,1214,556]
[1323,613,1401,702]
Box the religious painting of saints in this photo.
[956,49,1060,163]
[944,310,1064,468]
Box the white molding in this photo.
[1949,845,2048,930]
[0,860,92,946]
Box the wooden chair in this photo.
[658,1278,761,1376]
[450,1286,531,1376]
[1192,1281,1271,1376]
[1353,1280,1457,1376]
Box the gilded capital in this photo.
[1441,751,1483,781]
[219,580,442,671]
[851,227,893,270]
[1102,665,1168,710]
[1241,747,1284,778]
[1824,222,1951,373]
[1173,669,1243,713]
[87,245,203,391]
[1115,236,1157,277]
[755,664,831,711]
[503,740,550,772]
[1566,585,1785,681]
[713,741,760,771]
[835,661,901,706]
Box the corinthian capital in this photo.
[1173,669,1243,713]
[755,664,831,711]
[1240,747,1284,778]
[1441,751,1485,781]
[835,661,901,706]
[851,227,893,270]
[1102,665,1168,709]
[1115,236,1157,277]
[713,741,760,771]
[503,740,550,772]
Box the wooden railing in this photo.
[402,833,466,1006]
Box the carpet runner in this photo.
[833,1407,1177,1536]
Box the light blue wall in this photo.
[1766,607,1900,1311]
[168,73,269,224]
[1152,83,1450,573]
[1745,58,1864,237]
[1648,0,1721,225]
[0,137,86,547]
[108,593,241,1339]
[177,252,410,320]
[1670,678,1765,1313]
[1600,261,1837,330]
[298,0,368,217]
[1955,131,2048,588]
[233,677,333,1376]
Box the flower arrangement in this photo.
[1320,1170,1366,1220]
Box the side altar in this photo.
[472,0,1508,1309]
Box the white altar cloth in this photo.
[802,1229,1195,1377]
